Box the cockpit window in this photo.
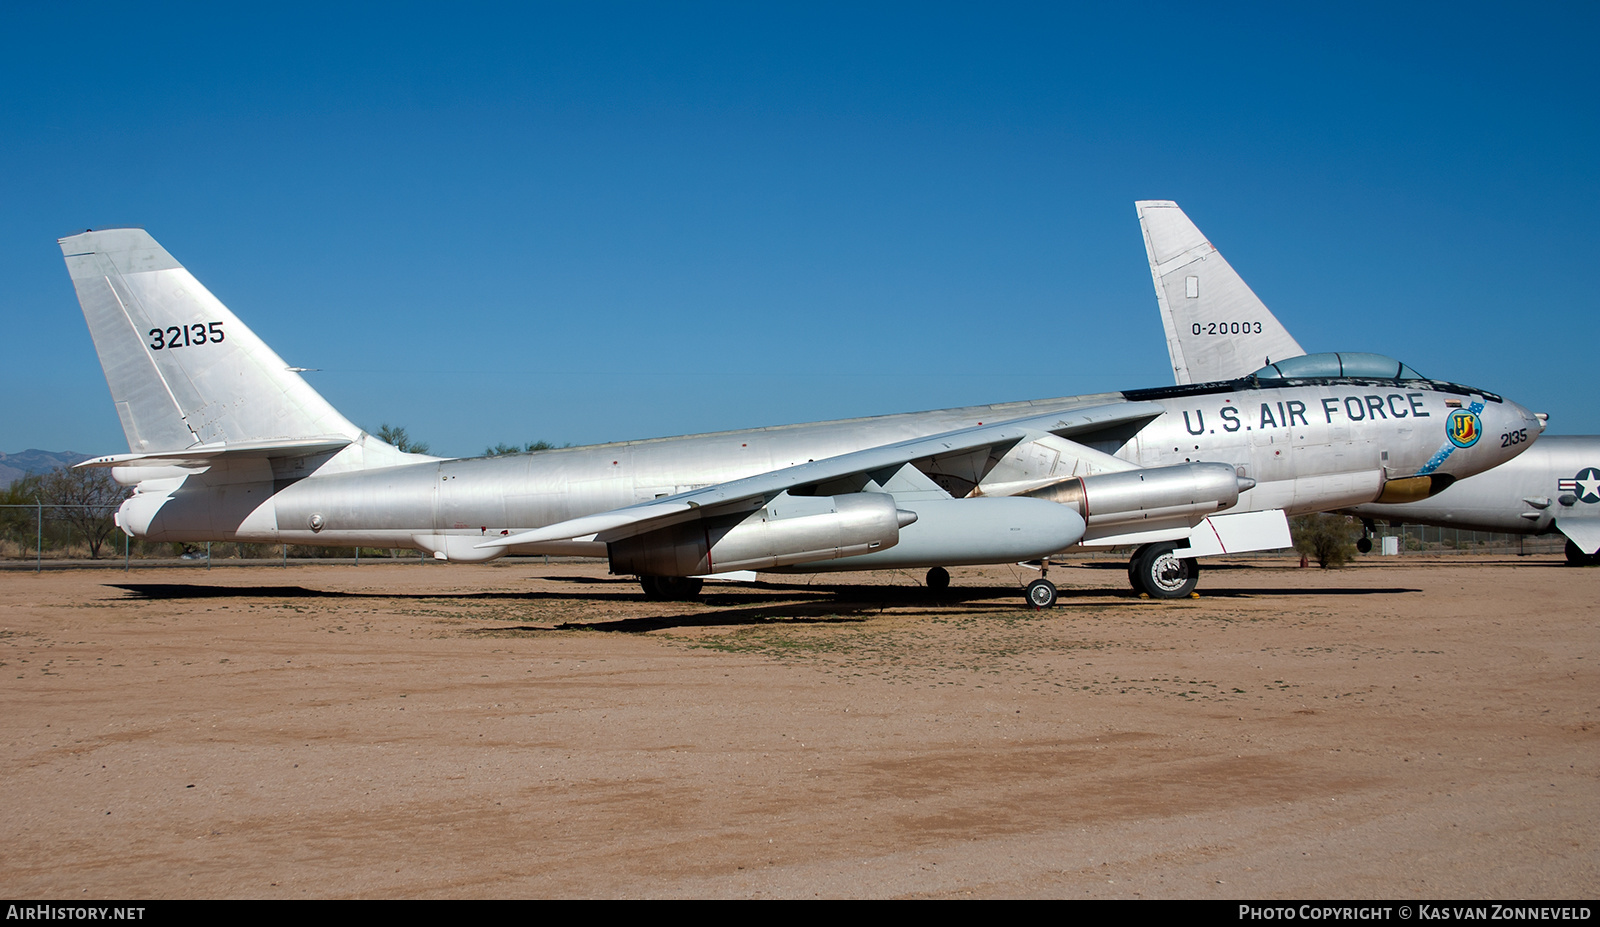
[1251,352,1424,381]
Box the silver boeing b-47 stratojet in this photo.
[61,218,1540,605]
[1137,199,1598,564]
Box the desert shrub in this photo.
[1291,514,1358,569]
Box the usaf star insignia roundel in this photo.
[1559,468,1600,504]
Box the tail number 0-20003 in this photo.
[1192,322,1264,336]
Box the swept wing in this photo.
[478,401,1165,548]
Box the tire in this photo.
[926,566,951,592]
[1026,578,1058,609]
[1129,543,1200,598]
[1565,540,1600,566]
[1356,536,1372,554]
[641,575,705,600]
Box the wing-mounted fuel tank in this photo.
[769,496,1089,573]
[609,493,917,576]
[1024,461,1251,538]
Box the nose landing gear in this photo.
[1025,577,1058,608]
[1022,557,1058,608]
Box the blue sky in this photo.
[4,3,1596,456]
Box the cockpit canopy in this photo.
[1251,352,1425,381]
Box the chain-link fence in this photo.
[0,504,434,570]
[1386,523,1566,556]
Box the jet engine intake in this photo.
[609,492,914,576]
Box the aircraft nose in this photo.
[1511,399,1542,434]
[1486,398,1541,458]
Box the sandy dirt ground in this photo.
[0,555,1595,899]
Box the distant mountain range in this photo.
[1,450,91,486]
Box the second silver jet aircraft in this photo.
[1137,199,1595,565]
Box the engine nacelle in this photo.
[115,488,175,539]
[609,493,915,576]
[1027,462,1249,529]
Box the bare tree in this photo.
[41,466,125,559]
[1,473,44,551]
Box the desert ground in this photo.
[0,555,1594,899]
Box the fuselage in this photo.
[1352,434,1600,535]
[116,373,1540,562]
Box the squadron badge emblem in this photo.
[1446,409,1481,448]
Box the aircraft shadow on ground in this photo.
[1185,586,1421,597]
[106,581,1033,614]
[106,579,1421,635]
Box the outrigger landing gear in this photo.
[1022,557,1058,608]
[640,575,704,601]
[1127,542,1199,599]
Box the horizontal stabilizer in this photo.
[75,436,355,469]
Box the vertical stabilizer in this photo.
[1136,201,1305,384]
[60,229,364,453]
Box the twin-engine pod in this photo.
[608,493,916,576]
[1025,462,1251,529]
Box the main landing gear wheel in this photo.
[1026,578,1058,609]
[1565,540,1600,567]
[925,566,951,592]
[640,575,705,600]
[1128,542,1200,599]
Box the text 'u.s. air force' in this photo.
[1184,393,1432,436]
